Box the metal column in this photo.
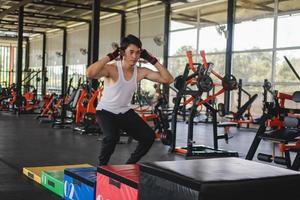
[87,22,92,66]
[16,5,24,96]
[224,0,235,113]
[90,0,100,89]
[91,0,100,63]
[271,0,279,84]
[25,37,30,71]
[61,28,67,96]
[41,33,47,95]
[163,0,171,102]
[120,12,126,42]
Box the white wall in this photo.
[28,3,166,92]
[46,31,63,67]
[29,36,42,69]
[67,25,89,66]
[99,15,121,58]
[126,4,165,58]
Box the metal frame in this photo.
[41,33,46,95]
[30,0,91,10]
[163,0,171,101]
[30,0,124,14]
[0,0,33,19]
[271,0,279,84]
[61,28,67,96]
[0,19,65,29]
[0,8,90,22]
[120,12,126,42]
[16,5,24,98]
[87,22,92,66]
[224,0,235,113]
[25,37,29,71]
[91,0,100,64]
[0,27,44,34]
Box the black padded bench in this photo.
[217,121,238,127]
[261,128,300,143]
[139,157,300,200]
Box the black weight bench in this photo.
[261,128,300,143]
[139,157,300,200]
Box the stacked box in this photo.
[64,167,97,200]
[41,170,64,197]
[139,158,300,200]
[23,164,92,184]
[96,164,139,200]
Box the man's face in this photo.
[123,44,141,66]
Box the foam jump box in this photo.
[64,167,97,200]
[139,158,300,200]
[41,170,64,197]
[96,164,139,200]
[23,164,91,184]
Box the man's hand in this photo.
[140,49,158,65]
[107,47,120,61]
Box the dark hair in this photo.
[120,34,142,50]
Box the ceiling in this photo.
[0,0,299,37]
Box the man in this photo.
[86,34,174,165]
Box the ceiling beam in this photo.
[0,8,90,22]
[177,13,218,25]
[0,0,33,19]
[29,0,124,13]
[239,0,279,12]
[0,27,44,34]
[31,0,91,10]
[0,19,64,29]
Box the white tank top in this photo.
[96,61,137,114]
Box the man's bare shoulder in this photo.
[105,62,118,78]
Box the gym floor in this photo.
[0,111,276,200]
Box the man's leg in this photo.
[120,109,155,164]
[96,110,120,165]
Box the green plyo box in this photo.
[41,170,64,197]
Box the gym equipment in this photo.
[139,158,300,200]
[247,57,300,170]
[96,164,139,200]
[217,79,258,142]
[73,82,103,135]
[64,167,97,200]
[134,95,171,144]
[168,50,238,158]
[23,164,92,184]
[41,170,65,197]
[52,77,75,128]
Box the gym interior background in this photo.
[1,0,300,200]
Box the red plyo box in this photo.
[96,164,139,200]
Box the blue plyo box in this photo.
[64,167,97,200]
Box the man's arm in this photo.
[86,48,119,79]
[139,63,174,84]
[86,56,110,79]
[139,49,174,84]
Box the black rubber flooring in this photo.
[0,111,284,199]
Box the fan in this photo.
[153,35,165,46]
[216,25,227,38]
[111,42,119,50]
[79,48,87,55]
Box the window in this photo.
[199,25,227,53]
[171,21,195,31]
[277,14,300,48]
[169,28,197,56]
[275,49,300,83]
[232,51,272,83]
[234,18,274,51]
